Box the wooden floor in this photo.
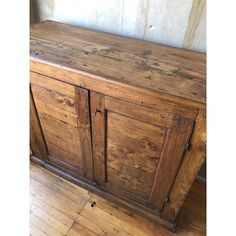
[30,162,206,236]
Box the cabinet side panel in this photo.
[149,116,195,211]
[30,87,48,159]
[161,109,206,221]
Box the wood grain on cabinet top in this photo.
[30,20,206,104]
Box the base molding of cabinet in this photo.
[30,155,176,232]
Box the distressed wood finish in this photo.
[149,116,194,211]
[105,111,165,203]
[105,96,175,128]
[161,109,206,221]
[75,87,94,182]
[31,75,94,180]
[30,21,206,231]
[90,92,106,185]
[91,94,196,210]
[30,21,206,104]
[30,88,48,159]
[30,61,200,118]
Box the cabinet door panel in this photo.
[106,112,166,202]
[91,92,194,211]
[30,73,94,181]
[32,97,78,126]
[31,85,76,114]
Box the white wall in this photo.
[33,0,206,52]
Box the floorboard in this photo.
[30,162,206,236]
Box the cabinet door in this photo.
[30,73,93,181]
[90,92,194,212]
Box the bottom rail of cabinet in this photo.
[30,155,176,232]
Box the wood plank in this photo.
[104,182,149,206]
[81,196,173,236]
[42,130,83,167]
[107,111,166,147]
[106,111,165,201]
[31,84,76,114]
[29,37,205,105]
[107,141,160,174]
[149,116,195,211]
[30,166,87,204]
[30,195,74,228]
[30,224,48,236]
[36,112,84,171]
[67,223,98,236]
[105,96,174,128]
[107,167,152,201]
[77,208,132,236]
[30,163,206,235]
[30,71,75,98]
[30,178,83,219]
[161,109,206,221]
[90,92,106,185]
[30,60,200,119]
[30,212,63,236]
[35,100,78,126]
[43,129,81,156]
[30,21,206,104]
[31,204,69,235]
[30,162,89,198]
[75,87,94,182]
[31,21,205,63]
[30,88,48,159]
[107,157,157,188]
[38,113,80,141]
[46,142,82,169]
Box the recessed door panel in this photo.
[106,111,166,202]
[90,92,194,211]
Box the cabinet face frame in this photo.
[90,92,195,212]
[30,74,94,182]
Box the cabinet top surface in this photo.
[30,20,206,104]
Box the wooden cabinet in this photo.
[30,21,206,231]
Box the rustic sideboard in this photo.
[30,21,206,231]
